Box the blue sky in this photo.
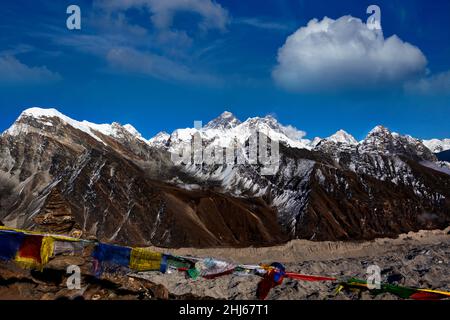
[0,0,449,141]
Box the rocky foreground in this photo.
[134,228,450,300]
[0,228,448,300]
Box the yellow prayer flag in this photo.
[40,236,54,266]
[129,248,162,271]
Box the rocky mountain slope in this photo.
[0,108,449,247]
[0,108,286,247]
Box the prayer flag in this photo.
[129,248,163,272]
[0,230,25,261]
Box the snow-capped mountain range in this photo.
[5,108,448,155]
[150,111,449,156]
[0,107,449,247]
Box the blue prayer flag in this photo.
[0,230,25,261]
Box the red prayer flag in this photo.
[286,272,337,282]
[16,235,43,266]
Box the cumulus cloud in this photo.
[281,124,307,140]
[94,0,228,31]
[106,47,221,84]
[404,70,450,95]
[0,55,61,84]
[272,16,427,92]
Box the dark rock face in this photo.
[297,158,450,240]
[0,112,286,247]
[358,125,437,162]
[0,109,449,247]
[262,145,450,241]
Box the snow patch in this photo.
[422,139,450,153]
[327,130,358,145]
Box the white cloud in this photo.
[273,16,427,92]
[106,47,221,84]
[404,70,450,95]
[94,0,228,31]
[281,124,307,140]
[0,55,61,84]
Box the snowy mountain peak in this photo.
[245,115,283,132]
[20,107,66,120]
[8,107,109,142]
[310,137,323,148]
[221,111,233,117]
[368,125,391,136]
[362,125,394,146]
[358,125,436,161]
[422,138,450,153]
[327,129,358,145]
[149,131,170,147]
[123,124,143,138]
[6,107,151,146]
[204,111,241,130]
[165,112,312,151]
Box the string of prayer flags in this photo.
[92,243,168,276]
[337,278,450,300]
[1,227,449,301]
